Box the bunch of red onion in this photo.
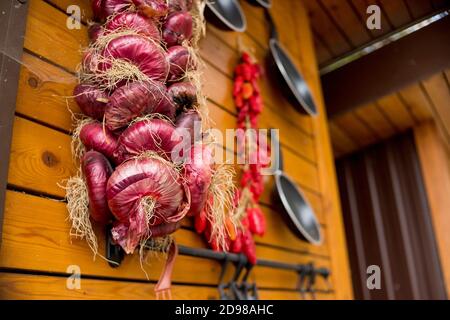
[66,0,236,264]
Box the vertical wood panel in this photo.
[337,132,447,299]
[422,72,450,140]
[364,154,395,299]
[292,0,354,299]
[414,121,450,296]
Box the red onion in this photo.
[148,221,181,237]
[175,109,201,144]
[184,144,213,217]
[162,12,193,47]
[82,51,100,75]
[88,23,103,42]
[132,0,168,19]
[105,12,161,40]
[91,0,104,21]
[168,82,197,109]
[105,81,173,131]
[168,0,193,13]
[73,84,108,121]
[82,151,113,224]
[114,118,182,164]
[100,35,169,83]
[152,85,177,120]
[93,0,132,22]
[79,122,118,161]
[167,45,193,82]
[107,156,189,253]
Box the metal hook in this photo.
[317,267,332,293]
[306,263,317,300]
[218,255,232,300]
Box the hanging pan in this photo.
[247,0,272,9]
[272,131,322,245]
[205,0,247,32]
[264,9,318,116]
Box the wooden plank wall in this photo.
[0,0,352,300]
[414,121,450,296]
[328,69,450,158]
[304,0,450,67]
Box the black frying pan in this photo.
[205,0,247,32]
[272,131,322,245]
[264,9,318,116]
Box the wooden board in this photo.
[414,121,450,296]
[1,191,330,288]
[301,0,440,66]
[0,272,333,300]
[0,272,219,300]
[0,0,352,300]
[327,76,442,158]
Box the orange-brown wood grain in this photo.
[414,121,450,296]
[287,0,354,299]
[1,0,353,300]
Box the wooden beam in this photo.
[0,0,29,247]
[322,14,450,117]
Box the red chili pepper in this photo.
[194,209,207,234]
[248,206,265,236]
[230,229,243,253]
[241,82,253,100]
[242,228,257,265]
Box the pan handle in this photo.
[270,128,283,173]
[264,8,278,41]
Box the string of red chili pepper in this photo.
[228,52,270,265]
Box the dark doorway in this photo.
[336,131,447,300]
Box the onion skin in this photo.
[184,144,213,217]
[73,84,108,121]
[107,157,188,253]
[82,51,100,75]
[91,0,103,21]
[148,221,181,237]
[114,119,182,164]
[88,23,103,42]
[105,12,160,40]
[152,84,177,120]
[168,0,193,13]
[167,82,197,110]
[82,151,113,224]
[175,109,201,144]
[105,81,172,132]
[132,0,168,19]
[167,45,192,82]
[100,35,169,83]
[163,12,193,47]
[93,0,132,22]
[80,122,119,162]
